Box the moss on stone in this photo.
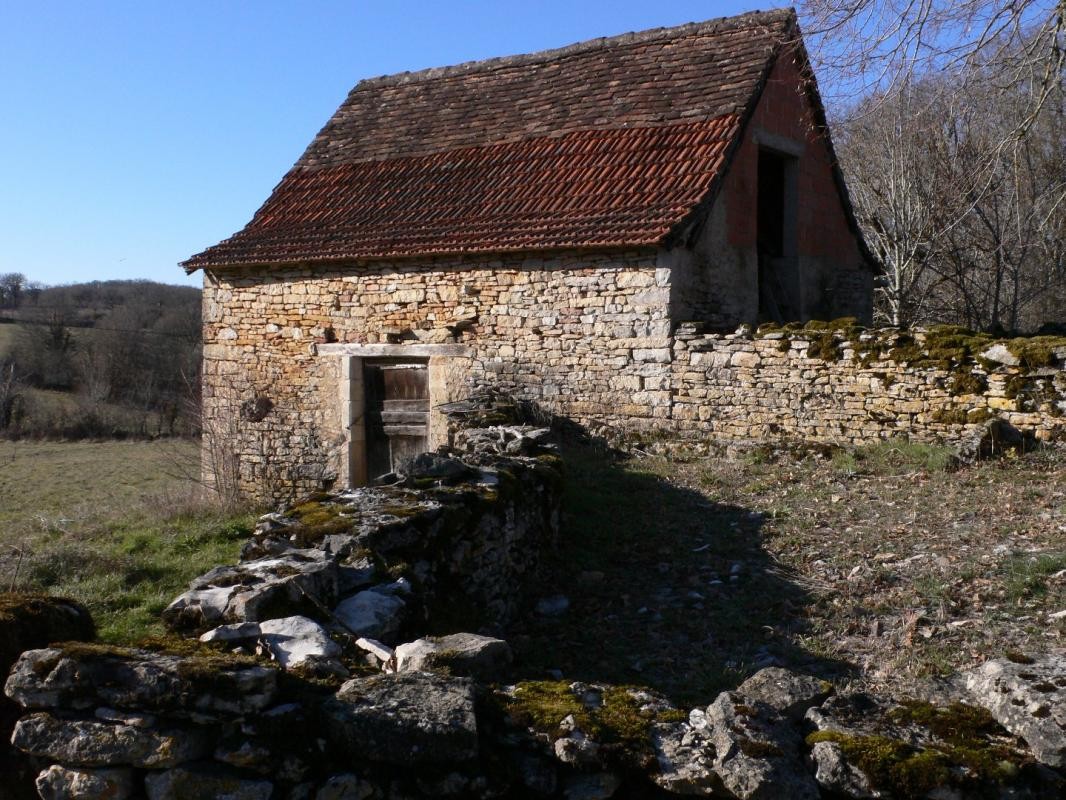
[288,500,354,545]
[506,681,591,736]
[807,331,843,361]
[931,408,970,425]
[806,700,1027,794]
[1006,337,1066,370]
[806,730,951,796]
[504,681,680,756]
[888,700,1002,747]
[950,372,988,396]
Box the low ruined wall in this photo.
[3,436,564,799]
[669,325,1066,448]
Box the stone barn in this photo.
[183,8,873,498]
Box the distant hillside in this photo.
[0,278,201,439]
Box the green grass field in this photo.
[0,439,256,642]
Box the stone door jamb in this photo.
[317,343,471,487]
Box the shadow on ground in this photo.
[507,442,853,707]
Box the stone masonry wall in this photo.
[201,249,671,500]
[203,247,1063,503]
[671,325,1066,447]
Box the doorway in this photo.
[363,359,430,481]
[757,147,800,323]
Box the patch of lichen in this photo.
[806,730,951,797]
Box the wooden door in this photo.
[364,360,429,481]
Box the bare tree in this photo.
[837,47,1066,331]
[838,80,953,325]
[0,273,26,309]
[0,361,24,431]
[799,1,1066,137]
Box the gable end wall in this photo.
[667,48,872,326]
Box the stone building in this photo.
[184,9,874,498]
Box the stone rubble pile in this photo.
[162,440,561,679]
[7,646,1064,799]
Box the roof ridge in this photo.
[353,8,794,91]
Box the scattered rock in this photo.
[650,720,720,795]
[163,551,340,631]
[333,586,407,642]
[201,615,342,670]
[963,651,1066,767]
[355,637,395,668]
[404,452,476,485]
[980,343,1020,366]
[736,667,833,721]
[35,765,134,800]
[703,691,820,799]
[394,633,512,681]
[323,672,478,765]
[553,729,601,768]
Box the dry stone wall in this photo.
[671,324,1066,448]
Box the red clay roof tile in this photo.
[184,9,792,270]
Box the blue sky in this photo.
[1,1,784,288]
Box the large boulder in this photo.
[735,668,832,721]
[963,652,1066,767]
[11,712,210,768]
[700,691,820,799]
[322,672,478,765]
[5,646,277,718]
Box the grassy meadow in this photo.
[0,439,255,642]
